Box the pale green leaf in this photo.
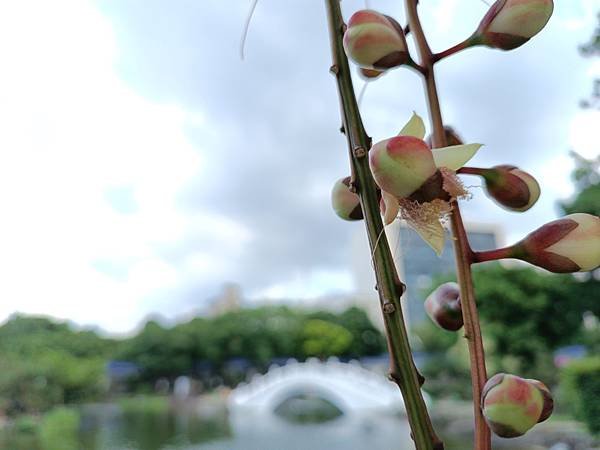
[432,143,482,170]
[399,112,426,139]
[410,219,445,256]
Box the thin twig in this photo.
[404,1,491,449]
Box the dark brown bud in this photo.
[481,165,540,212]
[424,282,463,331]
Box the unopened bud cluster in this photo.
[481,373,554,438]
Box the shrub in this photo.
[39,407,80,450]
[561,357,600,435]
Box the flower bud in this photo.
[424,282,463,331]
[343,10,409,70]
[481,373,545,438]
[331,176,363,221]
[514,213,600,273]
[481,165,540,212]
[369,136,437,199]
[525,379,554,423]
[475,0,554,50]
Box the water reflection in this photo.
[273,394,343,423]
[1,399,539,450]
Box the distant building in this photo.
[207,283,242,317]
[352,221,501,330]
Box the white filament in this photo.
[240,0,260,60]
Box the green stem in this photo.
[403,1,491,449]
[324,1,442,449]
[432,36,480,63]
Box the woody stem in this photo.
[404,1,492,449]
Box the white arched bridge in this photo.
[228,358,413,416]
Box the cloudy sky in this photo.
[0,0,597,333]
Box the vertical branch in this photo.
[324,1,442,449]
[403,1,492,449]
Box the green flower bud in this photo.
[331,176,363,221]
[475,0,554,50]
[481,373,545,438]
[343,10,409,70]
[424,282,463,331]
[369,136,437,199]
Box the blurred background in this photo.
[0,1,598,449]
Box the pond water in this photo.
[2,399,538,450]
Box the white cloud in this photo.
[253,269,355,300]
[0,1,597,332]
[0,0,245,332]
[570,109,600,160]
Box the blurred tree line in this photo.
[0,316,113,417]
[116,306,385,385]
[0,306,385,417]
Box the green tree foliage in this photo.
[472,265,599,381]
[0,316,110,416]
[39,407,80,450]
[413,320,472,399]
[115,306,385,384]
[561,357,600,435]
[560,152,600,216]
[0,307,385,413]
[301,319,353,357]
[426,265,598,386]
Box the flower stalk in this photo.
[404,1,492,449]
[324,1,442,449]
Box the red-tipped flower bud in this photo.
[369,136,437,199]
[480,165,540,212]
[424,282,463,331]
[514,213,600,273]
[475,0,554,50]
[481,373,549,438]
[343,10,409,70]
[331,176,363,221]
[525,379,554,423]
